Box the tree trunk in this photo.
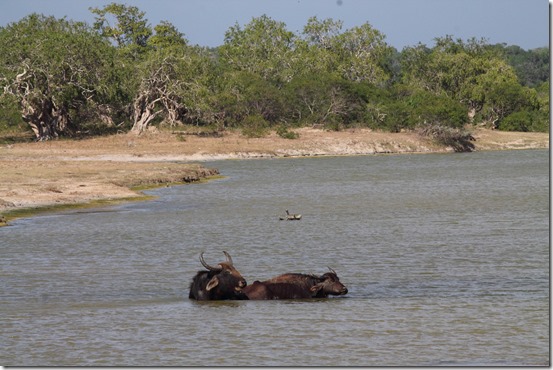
[131,94,161,134]
[131,107,159,133]
[21,98,63,141]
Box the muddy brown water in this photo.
[1,149,549,366]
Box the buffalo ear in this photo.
[310,283,323,293]
[206,276,219,291]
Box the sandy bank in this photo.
[0,127,548,221]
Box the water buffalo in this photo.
[239,281,313,300]
[240,267,348,300]
[188,251,247,300]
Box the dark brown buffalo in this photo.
[240,281,313,300]
[240,267,348,300]
[188,251,247,300]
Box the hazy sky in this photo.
[0,0,549,50]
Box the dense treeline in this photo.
[0,3,549,142]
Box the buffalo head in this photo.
[310,267,348,298]
[189,251,247,300]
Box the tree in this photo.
[131,48,198,132]
[2,6,544,138]
[148,21,188,50]
[399,36,538,127]
[130,44,218,133]
[90,4,215,133]
[131,53,181,132]
[334,23,392,84]
[90,2,152,55]
[299,17,392,85]
[296,17,343,76]
[401,36,496,99]
[284,72,363,126]
[302,16,343,49]
[0,14,115,140]
[494,44,550,87]
[477,79,538,128]
[219,15,296,84]
[212,70,284,127]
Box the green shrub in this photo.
[499,111,532,131]
[241,115,270,138]
[499,110,549,132]
[276,126,299,139]
[407,91,467,129]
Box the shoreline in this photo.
[0,127,548,224]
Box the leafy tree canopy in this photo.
[0,13,116,139]
[90,2,151,48]
[0,5,549,141]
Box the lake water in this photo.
[1,149,549,366]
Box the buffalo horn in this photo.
[200,252,222,271]
[327,266,337,275]
[223,251,233,265]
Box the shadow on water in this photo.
[188,296,349,306]
[188,299,244,308]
